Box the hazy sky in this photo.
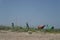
[0,0,60,28]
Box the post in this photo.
[11,22,14,29]
[26,22,29,31]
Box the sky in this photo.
[0,0,60,28]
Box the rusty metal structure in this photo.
[37,25,45,29]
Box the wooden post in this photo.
[26,22,29,31]
[12,22,14,29]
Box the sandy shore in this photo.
[0,30,60,40]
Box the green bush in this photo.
[0,25,11,30]
[0,25,60,33]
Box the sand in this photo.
[0,30,60,40]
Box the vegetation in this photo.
[0,25,11,30]
[0,25,60,33]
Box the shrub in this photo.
[28,31,32,34]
